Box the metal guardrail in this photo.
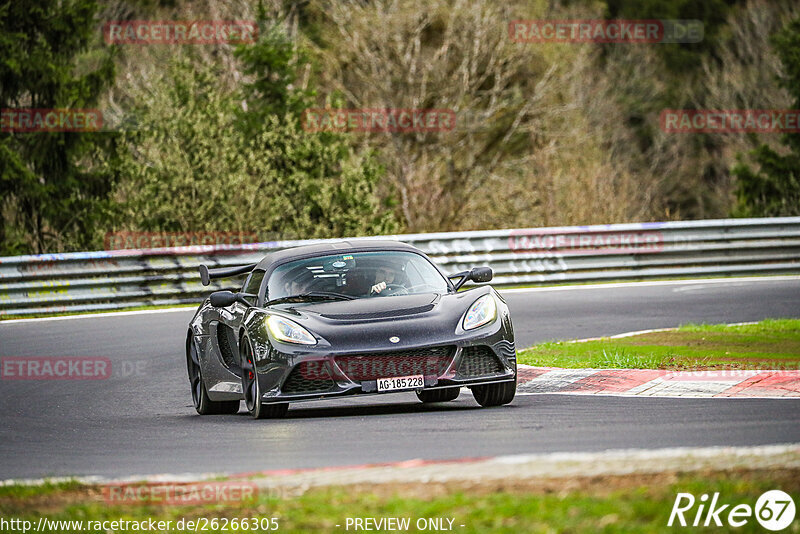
[1,217,799,316]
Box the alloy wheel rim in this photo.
[188,342,202,408]
[240,339,258,412]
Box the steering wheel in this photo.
[375,283,409,296]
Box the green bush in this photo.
[107,47,398,241]
[0,0,115,254]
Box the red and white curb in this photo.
[517,365,800,398]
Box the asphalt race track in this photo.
[1,277,799,480]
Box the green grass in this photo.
[0,480,84,500]
[518,318,800,370]
[1,470,797,533]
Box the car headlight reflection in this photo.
[462,294,497,331]
[266,315,317,345]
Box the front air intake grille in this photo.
[458,346,505,377]
[282,362,335,394]
[334,346,456,381]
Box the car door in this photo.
[215,269,265,373]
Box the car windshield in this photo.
[267,251,450,302]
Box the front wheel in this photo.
[187,336,239,415]
[471,378,516,407]
[416,387,460,403]
[240,335,289,419]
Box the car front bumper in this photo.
[257,337,517,403]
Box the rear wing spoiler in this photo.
[199,263,257,286]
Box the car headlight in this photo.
[462,294,497,331]
[266,315,317,345]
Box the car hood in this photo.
[300,293,440,320]
[258,289,496,352]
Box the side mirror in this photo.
[449,266,493,290]
[470,266,493,283]
[209,290,246,308]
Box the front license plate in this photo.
[376,375,424,392]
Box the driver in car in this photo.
[283,278,305,297]
[370,265,405,294]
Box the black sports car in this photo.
[186,240,517,418]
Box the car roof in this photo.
[254,240,423,271]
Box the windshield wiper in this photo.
[265,291,355,306]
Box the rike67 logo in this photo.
[669,490,796,531]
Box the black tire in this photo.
[187,336,239,415]
[471,377,516,407]
[240,335,289,419]
[251,401,290,419]
[416,387,460,403]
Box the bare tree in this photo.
[313,0,663,230]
